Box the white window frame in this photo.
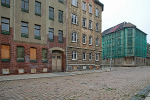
[83,52,86,60]
[95,54,99,61]
[89,36,92,45]
[96,38,99,46]
[89,5,92,14]
[83,34,86,44]
[96,8,99,17]
[89,53,92,60]
[72,51,77,60]
[72,32,77,42]
[96,23,99,31]
[89,20,92,29]
[72,0,77,7]
[82,2,86,11]
[71,14,77,24]
[83,18,86,27]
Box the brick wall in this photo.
[0,26,66,75]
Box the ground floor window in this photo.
[42,48,48,62]
[1,45,10,61]
[17,46,24,62]
[30,48,37,62]
[72,51,77,60]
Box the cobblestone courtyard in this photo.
[0,67,150,100]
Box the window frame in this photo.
[82,1,86,11]
[1,0,10,8]
[95,53,99,61]
[49,7,54,20]
[17,46,25,62]
[58,0,63,3]
[89,53,92,60]
[83,52,86,60]
[58,30,63,43]
[96,8,99,17]
[1,17,10,35]
[48,28,54,42]
[89,36,92,45]
[89,20,92,29]
[34,24,41,40]
[1,44,10,62]
[42,48,48,63]
[72,0,77,7]
[21,0,29,12]
[21,21,28,38]
[83,34,86,44]
[30,47,37,62]
[96,23,99,31]
[96,38,99,46]
[89,5,92,14]
[35,1,41,16]
[72,51,77,60]
[58,10,63,23]
[71,14,77,24]
[82,18,86,27]
[72,32,77,42]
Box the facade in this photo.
[0,0,66,75]
[146,43,150,65]
[102,22,147,67]
[66,0,104,71]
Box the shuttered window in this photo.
[30,48,37,62]
[1,45,10,61]
[17,46,24,62]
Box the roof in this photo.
[94,0,104,11]
[102,22,136,36]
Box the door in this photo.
[52,51,62,72]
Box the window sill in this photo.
[58,20,63,23]
[1,30,10,35]
[49,17,54,20]
[83,43,86,45]
[21,33,28,38]
[58,1,63,3]
[83,26,87,28]
[34,36,41,40]
[89,44,93,46]
[35,13,41,16]
[59,41,63,43]
[71,41,77,43]
[1,59,10,62]
[21,8,29,13]
[42,59,48,63]
[71,4,78,8]
[48,39,54,42]
[89,28,93,31]
[17,59,25,62]
[1,3,10,8]
[83,59,86,61]
[72,59,77,61]
[72,23,78,25]
[30,60,37,63]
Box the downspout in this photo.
[65,0,68,72]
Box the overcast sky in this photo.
[100,0,150,43]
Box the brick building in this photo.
[66,0,104,71]
[0,0,66,75]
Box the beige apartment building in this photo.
[66,0,104,71]
[0,0,66,75]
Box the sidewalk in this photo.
[145,93,150,100]
[0,67,113,82]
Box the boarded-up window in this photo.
[17,46,24,61]
[42,49,47,60]
[30,48,36,60]
[1,45,10,60]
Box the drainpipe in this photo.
[65,0,68,72]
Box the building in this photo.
[146,43,150,66]
[102,22,147,67]
[0,0,66,75]
[66,0,104,71]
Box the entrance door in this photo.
[52,51,62,72]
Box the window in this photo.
[89,53,92,60]
[21,0,29,12]
[82,2,86,11]
[128,37,132,46]
[1,45,10,61]
[96,8,99,17]
[72,33,77,42]
[49,7,54,20]
[1,17,10,35]
[128,29,132,36]
[89,36,92,45]
[89,5,92,14]
[58,30,63,43]
[83,52,86,60]
[21,22,28,38]
[42,49,48,63]
[35,1,41,16]
[95,54,99,61]
[71,14,77,24]
[128,47,133,54]
[72,51,77,60]
[82,18,86,27]
[96,38,99,46]
[17,46,24,62]
[89,20,92,29]
[49,28,54,41]
[96,23,99,31]
[34,25,41,40]
[83,34,86,44]
[58,10,63,23]
[30,48,37,62]
[58,0,63,3]
[1,0,10,7]
[72,0,77,7]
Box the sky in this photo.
[100,0,150,43]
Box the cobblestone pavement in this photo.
[0,67,150,100]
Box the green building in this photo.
[102,22,147,66]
